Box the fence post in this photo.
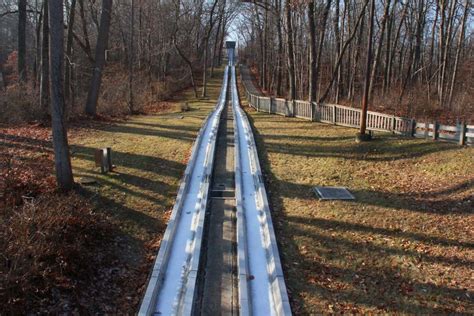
[257,97,260,112]
[424,122,429,139]
[459,122,466,146]
[411,119,416,137]
[432,121,439,140]
[391,116,396,133]
[332,105,337,124]
[269,97,273,114]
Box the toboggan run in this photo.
[138,43,291,315]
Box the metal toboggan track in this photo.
[138,47,291,316]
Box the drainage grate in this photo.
[313,186,355,200]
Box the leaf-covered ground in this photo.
[0,70,224,313]
[238,83,474,314]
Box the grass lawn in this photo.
[65,70,224,312]
[238,83,474,314]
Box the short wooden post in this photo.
[391,116,396,133]
[256,97,260,112]
[106,147,112,171]
[269,97,273,114]
[94,148,113,173]
[432,121,438,140]
[411,119,416,137]
[314,103,320,122]
[459,122,466,146]
[332,105,337,124]
[424,122,429,139]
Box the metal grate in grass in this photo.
[313,186,355,200]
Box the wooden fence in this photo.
[241,68,473,146]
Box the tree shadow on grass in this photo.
[286,215,474,250]
[248,112,462,162]
[0,132,181,237]
[75,185,166,237]
[73,166,177,206]
[0,134,186,180]
[269,178,473,215]
[83,124,198,142]
[126,121,202,133]
[70,144,185,179]
[263,135,460,162]
[245,109,474,314]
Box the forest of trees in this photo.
[236,0,473,120]
[0,0,236,189]
[0,0,237,115]
[0,0,473,187]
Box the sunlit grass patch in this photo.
[239,81,474,314]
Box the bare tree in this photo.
[307,0,316,102]
[359,0,375,139]
[40,0,49,118]
[285,0,295,100]
[201,0,218,98]
[85,0,113,116]
[448,0,470,108]
[129,0,135,113]
[65,0,77,106]
[17,0,27,82]
[49,0,74,190]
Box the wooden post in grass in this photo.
[459,122,466,145]
[332,104,336,124]
[411,119,416,137]
[95,148,113,173]
[106,147,112,170]
[432,121,439,140]
[424,122,429,139]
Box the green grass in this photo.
[238,83,474,314]
[68,69,225,311]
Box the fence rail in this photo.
[240,66,472,147]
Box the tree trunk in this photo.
[319,0,367,103]
[40,0,50,119]
[285,0,296,100]
[333,0,341,103]
[18,0,27,82]
[65,0,77,105]
[368,0,391,98]
[439,0,456,106]
[201,0,219,98]
[78,0,93,63]
[129,0,135,113]
[448,0,469,109]
[49,0,74,191]
[315,0,332,101]
[33,0,42,88]
[85,0,113,116]
[308,0,316,102]
[275,0,283,96]
[359,0,375,137]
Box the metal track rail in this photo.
[231,66,292,316]
[139,67,229,316]
[139,59,291,315]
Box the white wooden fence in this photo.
[241,68,473,146]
